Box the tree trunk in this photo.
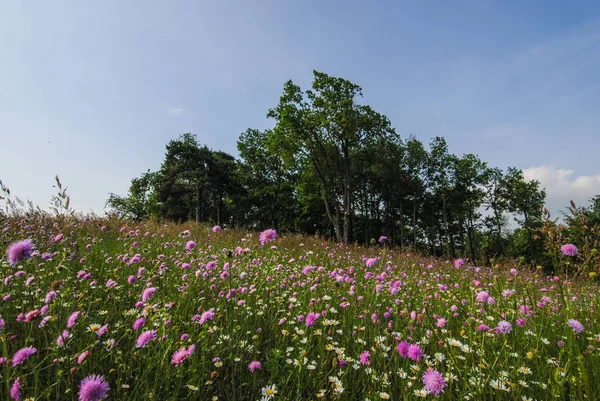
[195,185,200,223]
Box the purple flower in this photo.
[359,350,370,365]
[6,239,36,266]
[52,233,64,243]
[378,236,388,243]
[133,318,146,331]
[407,344,423,361]
[142,287,156,302]
[248,360,262,372]
[136,330,157,348]
[212,226,222,233]
[10,377,21,401]
[423,368,447,395]
[396,341,410,358]
[185,241,197,251]
[305,312,319,327]
[568,319,584,333]
[78,375,109,401]
[67,311,80,328]
[259,229,277,245]
[365,258,378,267]
[171,345,195,366]
[454,258,464,268]
[12,346,37,366]
[561,244,578,257]
[495,320,513,334]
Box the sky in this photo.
[1,1,599,218]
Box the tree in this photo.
[267,70,397,243]
[106,170,158,220]
[504,167,546,260]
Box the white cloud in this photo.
[523,166,600,217]
[168,107,184,116]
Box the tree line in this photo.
[106,70,599,266]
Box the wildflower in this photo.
[423,368,447,395]
[78,375,109,401]
[248,361,262,372]
[10,377,21,401]
[67,311,80,328]
[365,258,378,267]
[6,239,36,266]
[378,236,388,243]
[407,344,423,361]
[396,341,410,358]
[77,350,90,364]
[561,244,578,256]
[12,346,37,366]
[53,233,64,242]
[475,291,489,303]
[567,319,584,333]
[171,345,195,366]
[142,287,156,302]
[454,259,464,268]
[212,226,222,232]
[185,241,197,251]
[360,350,370,365]
[495,320,513,334]
[136,330,157,348]
[306,312,319,327]
[133,318,145,331]
[379,392,391,399]
[262,384,277,398]
[259,229,277,245]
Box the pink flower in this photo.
[423,368,447,395]
[78,375,109,401]
[305,312,319,327]
[171,345,195,366]
[52,233,64,243]
[67,311,80,328]
[12,346,37,366]
[77,350,90,365]
[133,318,145,331]
[10,377,21,401]
[6,239,36,266]
[454,258,464,268]
[136,330,157,348]
[96,324,109,337]
[568,319,584,333]
[365,258,378,267]
[407,344,423,361]
[561,244,578,256]
[359,350,370,365]
[185,241,197,250]
[436,318,447,328]
[248,361,262,372]
[259,229,277,245]
[212,226,222,232]
[396,341,410,358]
[142,287,156,302]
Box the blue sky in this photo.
[1,1,599,217]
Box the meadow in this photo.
[1,215,599,400]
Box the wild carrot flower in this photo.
[12,346,37,366]
[568,319,584,333]
[561,244,578,256]
[259,229,277,245]
[248,361,262,372]
[6,239,35,266]
[423,368,447,395]
[136,330,157,348]
[78,375,109,401]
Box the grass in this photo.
[1,215,599,400]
